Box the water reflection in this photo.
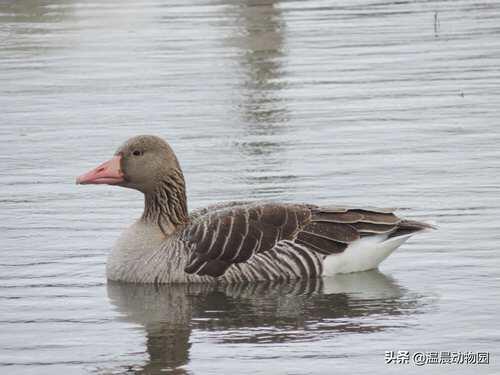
[106,271,423,373]
[0,0,73,35]
[229,0,288,128]
[227,0,296,197]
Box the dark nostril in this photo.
[97,167,105,173]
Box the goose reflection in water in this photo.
[105,270,425,374]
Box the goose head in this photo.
[77,135,189,230]
[76,135,183,194]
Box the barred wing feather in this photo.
[183,202,429,278]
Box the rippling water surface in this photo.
[1,0,500,374]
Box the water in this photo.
[1,0,499,374]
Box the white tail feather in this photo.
[322,233,416,276]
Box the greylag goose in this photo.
[76,135,433,284]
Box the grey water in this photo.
[1,0,500,374]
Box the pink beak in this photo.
[76,155,124,185]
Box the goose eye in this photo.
[132,150,144,156]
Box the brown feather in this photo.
[296,232,347,254]
[312,211,364,223]
[231,225,261,262]
[316,205,396,214]
[351,222,397,234]
[302,221,360,243]
[388,219,434,238]
[197,259,229,277]
[352,210,401,225]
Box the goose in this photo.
[76,135,434,284]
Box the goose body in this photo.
[77,135,433,284]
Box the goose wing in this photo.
[183,202,427,278]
